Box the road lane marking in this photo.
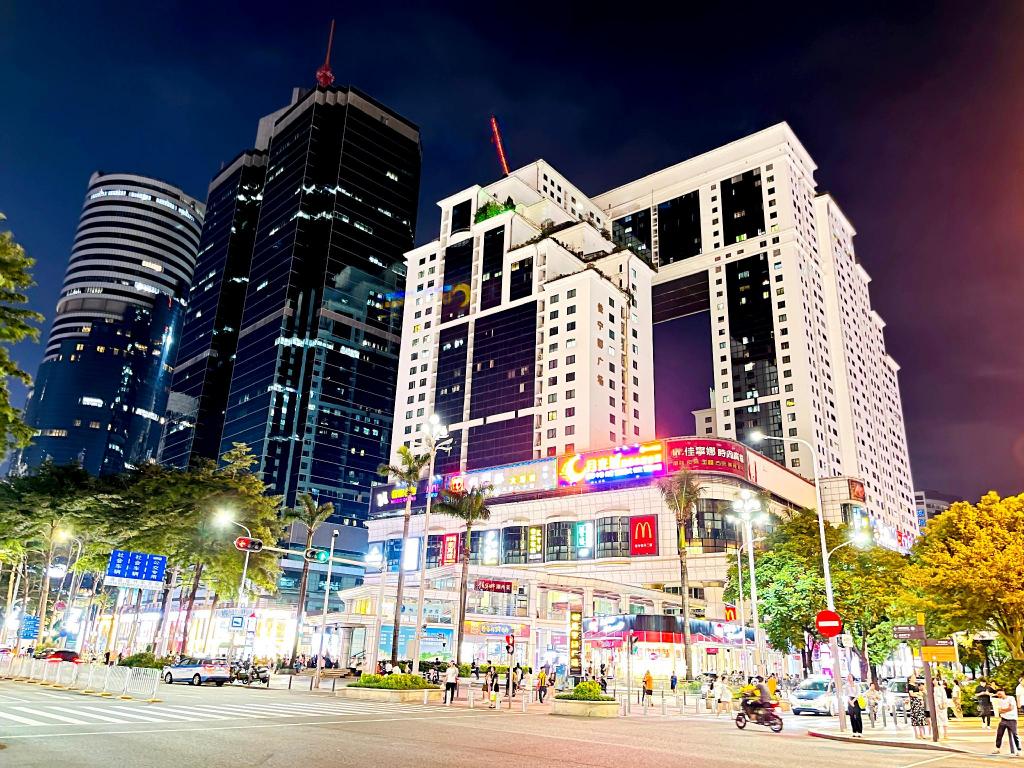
[899,756,956,768]
[46,706,127,724]
[12,706,89,724]
[0,710,46,725]
[146,704,231,720]
[99,707,171,722]
[180,704,273,719]
[0,711,486,739]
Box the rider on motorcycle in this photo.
[748,676,774,721]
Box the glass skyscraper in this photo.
[16,172,204,475]
[168,87,421,550]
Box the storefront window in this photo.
[546,521,576,561]
[469,530,484,564]
[596,516,630,558]
[426,534,443,568]
[694,499,742,553]
[502,526,527,564]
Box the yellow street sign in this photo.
[921,645,957,663]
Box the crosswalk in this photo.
[0,687,448,730]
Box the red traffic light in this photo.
[234,536,264,552]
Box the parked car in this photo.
[162,657,230,686]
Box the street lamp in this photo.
[410,414,454,675]
[313,529,340,689]
[750,430,847,731]
[727,491,768,676]
[734,535,765,679]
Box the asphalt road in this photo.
[0,679,1003,767]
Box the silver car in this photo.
[162,657,230,686]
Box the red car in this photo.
[40,649,80,663]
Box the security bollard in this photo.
[332,678,337,693]
[423,689,429,705]
[288,674,293,690]
[521,695,527,713]
[469,690,474,709]
[661,693,667,716]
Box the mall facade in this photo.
[317,435,817,681]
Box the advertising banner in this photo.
[568,610,583,676]
[558,442,665,486]
[664,438,747,479]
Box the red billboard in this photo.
[629,515,659,556]
[440,533,459,565]
[664,438,747,479]
[847,479,866,502]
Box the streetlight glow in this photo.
[214,508,234,527]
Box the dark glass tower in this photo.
[161,151,267,468]
[16,172,203,475]
[219,86,421,543]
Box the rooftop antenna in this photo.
[490,115,510,176]
[316,19,336,87]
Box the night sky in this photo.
[2,2,1021,499]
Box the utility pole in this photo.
[313,530,339,689]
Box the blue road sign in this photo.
[20,615,40,640]
[105,550,167,590]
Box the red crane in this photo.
[490,115,510,176]
[316,20,336,87]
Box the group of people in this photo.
[973,676,1022,757]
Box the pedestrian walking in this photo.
[866,682,883,727]
[951,679,963,719]
[767,673,778,699]
[977,678,995,729]
[643,670,654,707]
[670,671,678,694]
[443,662,459,705]
[847,694,864,737]
[471,660,479,680]
[933,679,949,740]
[712,677,730,717]
[993,688,1020,757]
[1016,676,1024,715]
[537,667,548,704]
[489,670,500,709]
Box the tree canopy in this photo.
[908,491,1024,659]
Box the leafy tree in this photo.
[0,213,43,455]
[282,492,334,667]
[377,445,430,664]
[433,486,492,666]
[656,470,703,679]
[908,492,1024,659]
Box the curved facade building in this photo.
[16,172,204,475]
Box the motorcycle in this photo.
[735,695,784,733]
[232,661,270,686]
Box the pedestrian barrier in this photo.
[99,664,130,696]
[25,658,46,682]
[40,659,64,685]
[78,663,104,693]
[0,654,12,678]
[120,667,161,701]
[8,655,27,680]
[53,661,81,689]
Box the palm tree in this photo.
[432,486,492,666]
[377,446,430,665]
[657,469,703,680]
[283,493,334,668]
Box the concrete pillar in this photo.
[582,586,594,616]
[619,593,630,614]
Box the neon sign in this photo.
[441,533,459,565]
[482,530,500,566]
[575,521,594,559]
[446,458,557,497]
[558,442,664,486]
[664,438,747,479]
[629,515,658,556]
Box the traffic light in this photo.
[629,631,639,655]
[505,634,515,655]
[305,548,329,563]
[234,537,264,552]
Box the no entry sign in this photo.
[816,610,843,638]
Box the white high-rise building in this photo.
[593,123,917,549]
[391,160,655,471]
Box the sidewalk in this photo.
[808,716,999,755]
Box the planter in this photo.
[335,685,443,703]
[551,698,620,717]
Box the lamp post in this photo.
[216,512,251,664]
[751,430,847,731]
[727,492,767,676]
[313,530,340,689]
[411,415,453,676]
[59,537,84,650]
[734,535,765,679]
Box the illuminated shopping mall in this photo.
[310,435,850,682]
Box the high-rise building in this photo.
[160,150,268,468]
[16,172,204,475]
[914,488,961,530]
[214,84,422,545]
[593,123,917,550]
[389,160,655,470]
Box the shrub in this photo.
[989,661,1024,694]
[351,673,438,690]
[555,680,615,702]
[119,652,173,669]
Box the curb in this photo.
[808,730,975,754]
